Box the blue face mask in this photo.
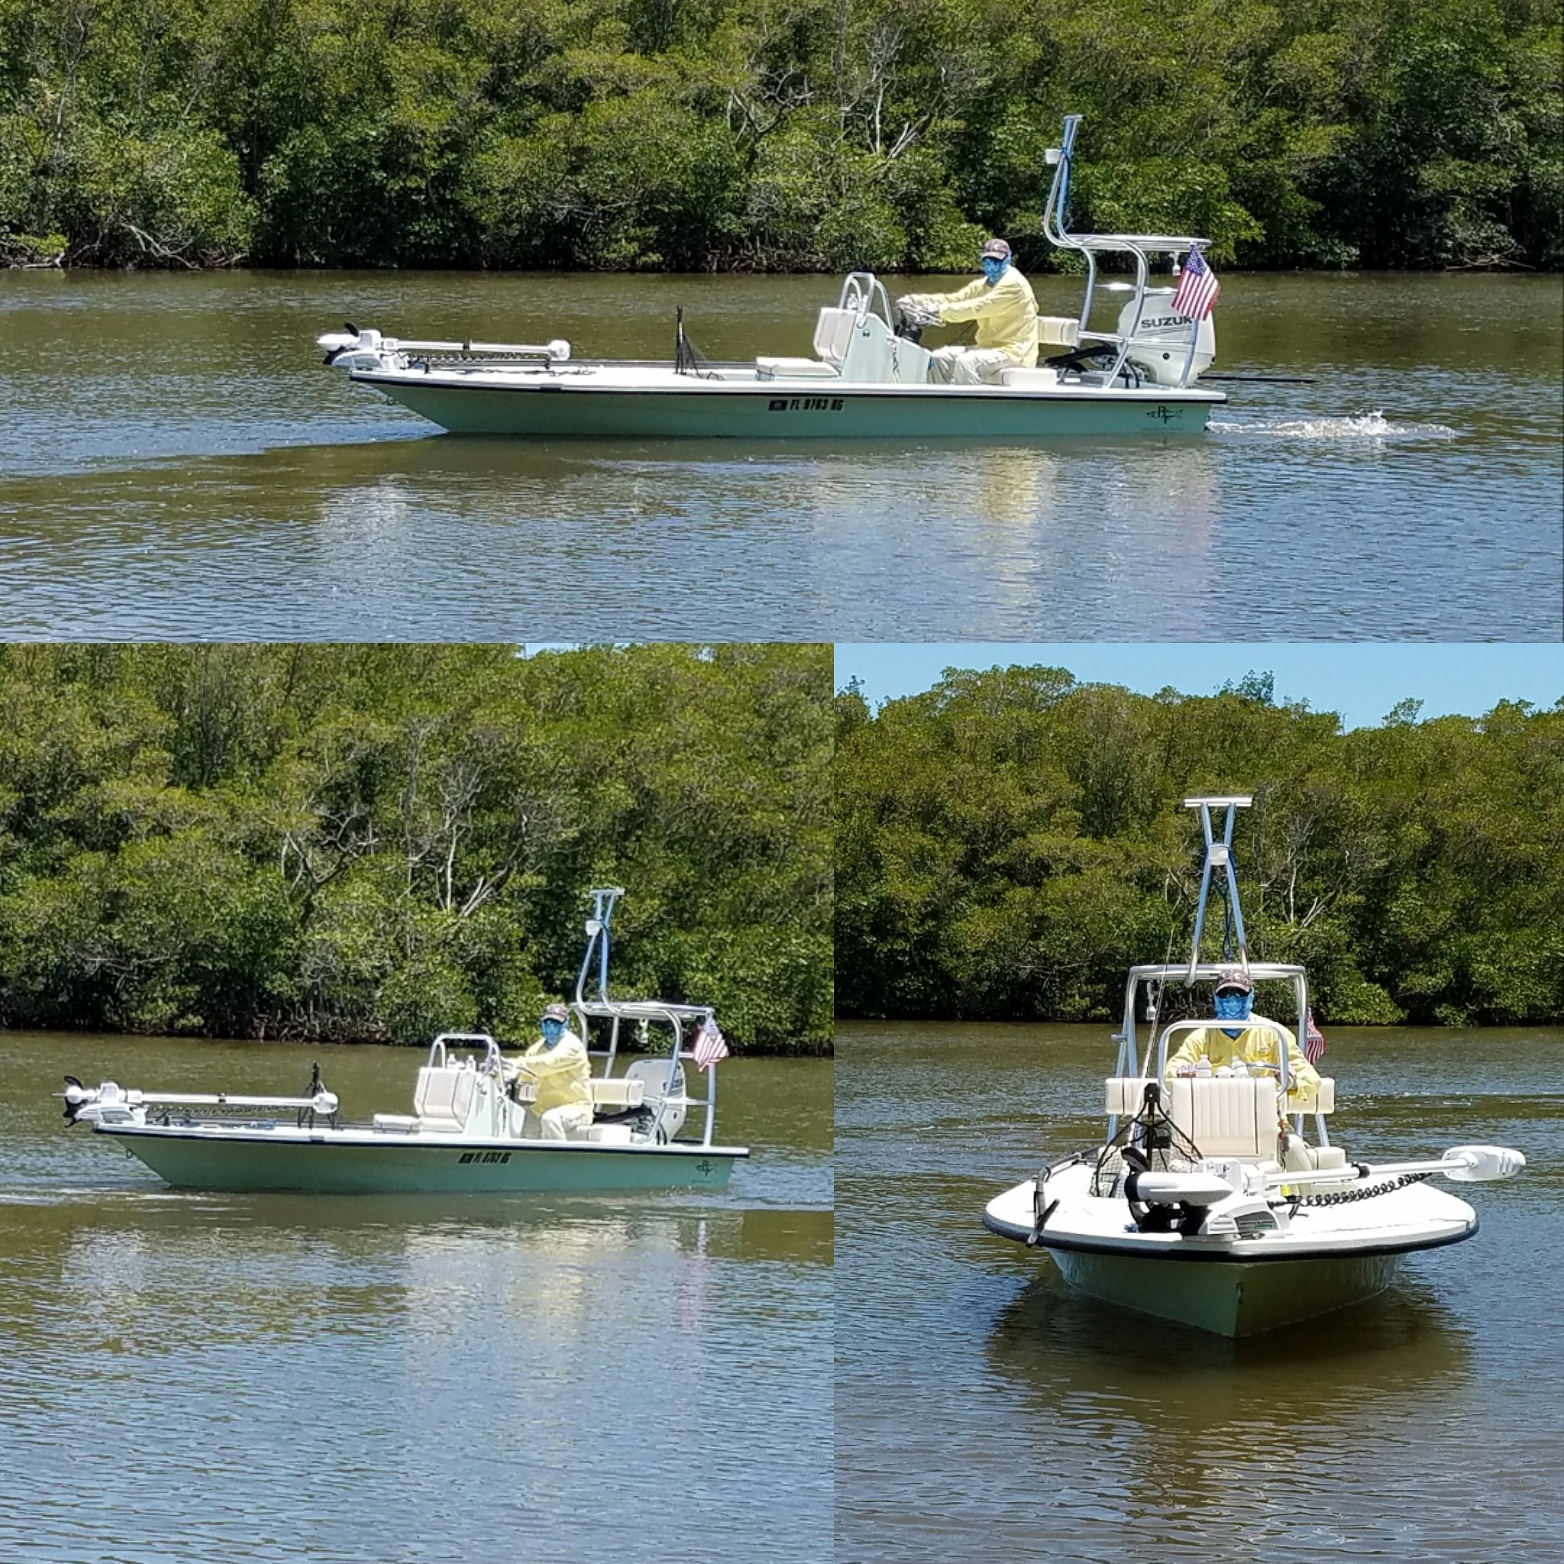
[981,257,1007,283]
[541,1019,565,1046]
[1214,990,1252,1030]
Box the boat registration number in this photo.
[458,1151,512,1164]
[769,397,845,412]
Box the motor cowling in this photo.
[317,327,395,372]
[1117,296,1215,385]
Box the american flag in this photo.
[1304,1009,1327,1066]
[1172,244,1221,321]
[693,1016,729,1071]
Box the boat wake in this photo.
[1210,411,1458,440]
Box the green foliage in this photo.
[2,0,1558,269]
[0,644,833,1054]
[837,667,1564,1025]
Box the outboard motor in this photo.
[1118,295,1215,385]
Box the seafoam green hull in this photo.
[356,373,1218,439]
[99,1125,742,1194]
[1048,1247,1406,1337]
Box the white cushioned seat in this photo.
[1105,1077,1158,1117]
[1037,315,1081,347]
[812,307,858,365]
[589,1078,645,1109]
[1104,1076,1282,1158]
[413,1066,476,1132]
[1289,1077,1335,1114]
[755,357,840,379]
[999,367,1062,390]
[1166,1076,1279,1157]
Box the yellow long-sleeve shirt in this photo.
[904,268,1040,364]
[1165,1019,1321,1103]
[513,1030,592,1114]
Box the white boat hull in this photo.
[353,367,1220,440]
[95,1122,744,1195]
[985,1166,1477,1337]
[1046,1246,1407,1337]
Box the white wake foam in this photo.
[1210,411,1458,440]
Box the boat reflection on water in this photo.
[982,1270,1473,1533]
[989,1264,1472,1397]
[27,1196,829,1366]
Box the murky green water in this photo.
[835,1019,1562,1563]
[0,1032,832,1563]
[1,270,1558,640]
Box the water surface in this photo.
[836,1019,1562,1562]
[1,271,1558,640]
[0,1032,832,1563]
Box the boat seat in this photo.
[1106,1075,1336,1119]
[1288,1078,1335,1115]
[999,368,1063,390]
[755,357,840,380]
[1301,1145,1347,1170]
[1166,1077,1280,1157]
[1105,1076,1282,1158]
[586,1124,635,1145]
[413,1066,476,1132]
[1037,315,1082,348]
[589,1077,645,1109]
[812,307,859,366]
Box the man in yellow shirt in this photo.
[1165,968,1321,1104]
[507,1003,593,1140]
[896,238,1040,385]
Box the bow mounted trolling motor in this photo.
[60,1072,341,1128]
[317,325,572,374]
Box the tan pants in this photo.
[928,346,1012,385]
[525,1102,593,1141]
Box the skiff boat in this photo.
[60,889,748,1195]
[983,797,1525,1337]
[318,115,1226,439]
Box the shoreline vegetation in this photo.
[2,0,1559,275]
[0,644,833,1055]
[835,667,1564,1028]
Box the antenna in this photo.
[1183,796,1252,981]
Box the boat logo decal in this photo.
[696,1159,714,1175]
[768,397,845,412]
[1147,405,1184,424]
[458,1151,512,1164]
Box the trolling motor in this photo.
[60,1073,340,1127]
[317,324,571,373]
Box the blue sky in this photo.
[834,643,1564,730]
